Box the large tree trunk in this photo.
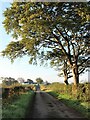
[71,63,79,97]
[72,64,79,86]
[63,60,69,85]
[64,74,69,85]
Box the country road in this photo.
[25,91,88,119]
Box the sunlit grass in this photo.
[48,91,90,119]
[0,98,2,120]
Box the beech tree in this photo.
[2,2,90,85]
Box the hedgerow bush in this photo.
[2,84,34,106]
[47,82,90,102]
[2,91,35,119]
[77,83,90,102]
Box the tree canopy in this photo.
[36,77,43,84]
[2,2,90,85]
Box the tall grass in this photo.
[2,91,35,119]
[0,98,2,120]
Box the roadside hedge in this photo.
[47,83,90,102]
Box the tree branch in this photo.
[78,57,90,67]
[52,32,68,57]
[79,68,85,74]
[76,49,85,58]
[68,75,73,79]
[55,26,71,56]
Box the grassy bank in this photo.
[2,91,35,119]
[0,98,2,120]
[48,91,90,119]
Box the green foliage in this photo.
[2,2,89,63]
[47,82,72,94]
[2,91,35,118]
[48,89,90,119]
[36,77,43,84]
[2,77,19,86]
[48,83,90,118]
[47,83,90,102]
[47,91,59,98]
[2,2,90,85]
[2,84,34,106]
[58,94,90,119]
[77,83,90,102]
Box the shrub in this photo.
[47,83,90,102]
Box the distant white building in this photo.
[22,81,29,85]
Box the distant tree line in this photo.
[1,77,49,86]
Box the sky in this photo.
[0,2,89,84]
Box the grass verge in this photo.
[48,91,90,119]
[2,91,35,119]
